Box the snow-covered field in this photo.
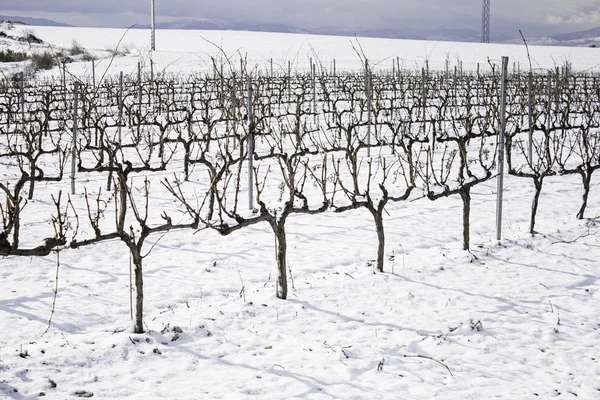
[2,24,600,76]
[1,25,600,399]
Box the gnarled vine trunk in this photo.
[460,187,471,250]
[530,176,544,234]
[271,220,288,300]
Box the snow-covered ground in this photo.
[2,24,600,77]
[1,26,599,399]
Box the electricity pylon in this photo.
[481,0,490,43]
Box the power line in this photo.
[531,0,583,18]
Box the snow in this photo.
[1,26,600,399]
[2,25,599,78]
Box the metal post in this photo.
[20,71,24,125]
[287,60,291,101]
[312,61,316,122]
[454,66,458,106]
[422,67,427,135]
[232,72,238,147]
[119,71,123,143]
[247,77,254,210]
[151,0,156,51]
[477,63,482,103]
[528,72,533,161]
[546,72,551,131]
[62,61,66,92]
[138,61,142,138]
[92,60,96,91]
[71,81,79,195]
[366,59,371,157]
[333,58,337,91]
[496,56,509,241]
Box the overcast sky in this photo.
[1,0,599,36]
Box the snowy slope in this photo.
[0,26,599,400]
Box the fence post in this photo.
[496,56,509,241]
[247,77,254,210]
[71,81,79,195]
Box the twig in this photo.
[237,266,246,303]
[403,354,454,377]
[519,30,533,74]
[97,24,137,89]
[42,227,61,336]
[551,230,592,244]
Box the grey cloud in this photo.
[1,0,598,35]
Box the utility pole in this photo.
[151,0,156,51]
[481,0,490,43]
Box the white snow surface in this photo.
[0,27,599,399]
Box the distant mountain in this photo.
[138,18,514,43]
[552,26,600,42]
[506,26,600,47]
[138,19,309,34]
[0,15,71,27]
[141,18,231,31]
